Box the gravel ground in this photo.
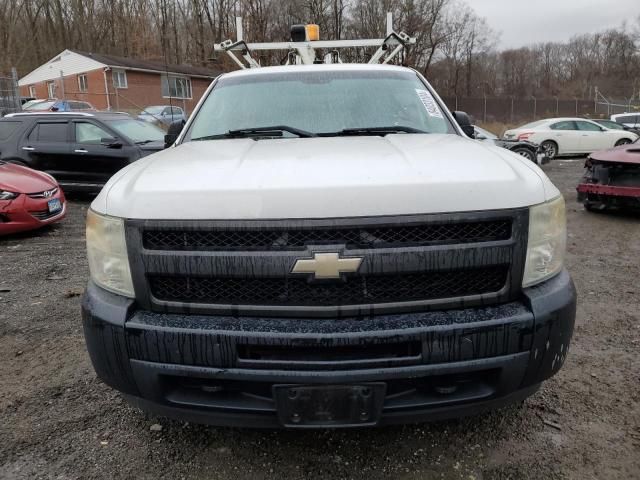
[0,159,638,480]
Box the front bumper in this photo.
[577,183,640,199]
[0,192,66,235]
[81,270,576,428]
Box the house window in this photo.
[161,75,192,99]
[78,74,88,93]
[28,86,36,98]
[47,81,56,99]
[113,70,127,89]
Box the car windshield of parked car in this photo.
[22,100,45,110]
[187,70,456,140]
[518,120,548,129]
[142,106,165,115]
[106,119,165,143]
[475,126,498,140]
[598,121,623,130]
[24,100,56,111]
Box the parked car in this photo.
[503,118,638,159]
[0,112,165,192]
[0,161,66,235]
[577,138,640,211]
[138,105,186,126]
[21,99,47,110]
[82,63,576,429]
[611,113,640,130]
[23,99,96,112]
[474,126,547,164]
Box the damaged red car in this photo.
[577,141,640,211]
[0,162,66,235]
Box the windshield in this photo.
[142,106,165,115]
[186,69,455,140]
[596,120,623,130]
[22,100,45,109]
[475,126,498,139]
[25,100,56,111]
[106,119,165,143]
[518,120,547,129]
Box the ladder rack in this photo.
[214,13,416,69]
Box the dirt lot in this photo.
[1,159,638,480]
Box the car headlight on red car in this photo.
[86,209,134,297]
[0,190,18,200]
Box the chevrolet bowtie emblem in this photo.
[291,252,363,279]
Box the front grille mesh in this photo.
[149,267,509,307]
[143,220,512,251]
[29,210,59,221]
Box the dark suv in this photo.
[0,112,166,192]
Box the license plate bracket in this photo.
[273,383,386,428]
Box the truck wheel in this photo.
[541,141,558,159]
[615,138,631,147]
[511,147,536,163]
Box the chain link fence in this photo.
[0,69,21,117]
[441,96,640,127]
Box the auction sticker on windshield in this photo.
[416,89,444,118]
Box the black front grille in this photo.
[29,210,59,221]
[143,220,512,251]
[149,267,509,307]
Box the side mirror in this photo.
[164,120,186,148]
[452,111,475,138]
[101,137,123,149]
[50,106,59,112]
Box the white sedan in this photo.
[503,118,638,159]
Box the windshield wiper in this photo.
[192,125,316,141]
[320,126,428,137]
[135,140,155,145]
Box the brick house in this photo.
[18,50,221,113]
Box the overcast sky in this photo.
[472,0,640,48]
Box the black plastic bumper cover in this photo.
[81,270,576,428]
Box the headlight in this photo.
[523,196,567,288]
[0,190,18,200]
[86,209,134,297]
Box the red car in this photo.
[577,142,640,211]
[0,162,66,235]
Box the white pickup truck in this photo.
[82,64,576,428]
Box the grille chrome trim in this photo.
[27,188,58,199]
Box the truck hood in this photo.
[94,134,558,219]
